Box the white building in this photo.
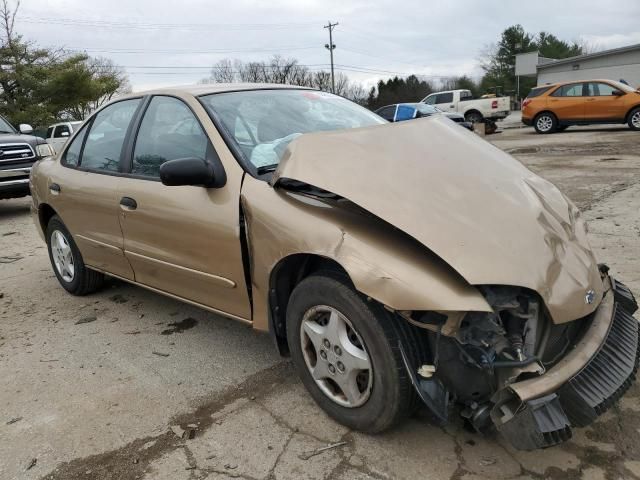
[516,44,640,89]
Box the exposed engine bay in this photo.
[399,276,639,450]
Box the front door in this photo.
[117,95,251,320]
[547,82,586,122]
[49,99,142,279]
[584,82,628,121]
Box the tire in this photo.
[534,112,557,134]
[628,107,640,131]
[286,273,417,433]
[465,111,483,124]
[46,215,104,295]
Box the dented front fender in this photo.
[241,178,491,332]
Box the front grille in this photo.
[0,143,36,163]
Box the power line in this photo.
[20,16,318,30]
[62,46,320,55]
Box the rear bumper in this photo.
[492,277,639,450]
[522,117,532,126]
[487,111,509,120]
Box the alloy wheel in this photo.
[632,111,640,129]
[300,305,373,408]
[51,230,75,282]
[536,115,554,132]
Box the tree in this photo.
[0,0,129,126]
[366,75,433,110]
[201,56,368,103]
[480,25,584,98]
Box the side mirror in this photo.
[19,123,33,134]
[160,157,219,187]
[612,90,625,96]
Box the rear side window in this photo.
[62,124,88,167]
[376,105,396,121]
[46,126,53,138]
[551,83,584,97]
[80,99,141,172]
[435,92,454,104]
[527,86,553,98]
[131,96,208,178]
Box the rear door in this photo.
[584,82,628,121]
[547,83,586,122]
[117,95,251,320]
[49,98,142,279]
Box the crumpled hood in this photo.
[272,115,603,323]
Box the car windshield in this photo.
[201,89,385,170]
[0,116,16,133]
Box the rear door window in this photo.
[587,82,621,96]
[53,125,71,138]
[131,96,209,178]
[435,92,454,104]
[80,99,141,172]
[551,83,585,97]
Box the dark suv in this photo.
[0,114,54,200]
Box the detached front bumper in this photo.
[491,277,639,450]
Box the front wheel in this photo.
[46,215,104,295]
[628,107,640,131]
[534,112,557,134]
[286,273,417,433]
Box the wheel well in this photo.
[625,105,640,122]
[38,203,57,233]
[534,110,557,121]
[464,109,482,121]
[268,254,351,356]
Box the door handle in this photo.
[49,183,61,195]
[120,196,137,210]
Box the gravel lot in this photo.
[1,122,639,480]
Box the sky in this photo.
[15,0,640,92]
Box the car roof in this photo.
[123,83,313,99]
[539,79,619,88]
[49,121,83,127]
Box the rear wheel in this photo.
[534,112,557,134]
[628,107,640,131]
[465,111,483,124]
[46,215,104,295]
[286,273,417,432]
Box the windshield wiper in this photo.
[256,163,279,175]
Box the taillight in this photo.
[522,99,531,108]
[491,100,498,109]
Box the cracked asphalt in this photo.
[1,122,640,480]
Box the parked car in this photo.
[420,89,510,123]
[375,103,473,130]
[46,121,83,153]
[0,114,55,200]
[30,85,638,451]
[522,79,640,133]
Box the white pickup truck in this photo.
[420,89,510,123]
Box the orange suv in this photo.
[522,79,640,133]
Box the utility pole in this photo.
[324,21,338,93]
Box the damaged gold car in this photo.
[30,85,639,450]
